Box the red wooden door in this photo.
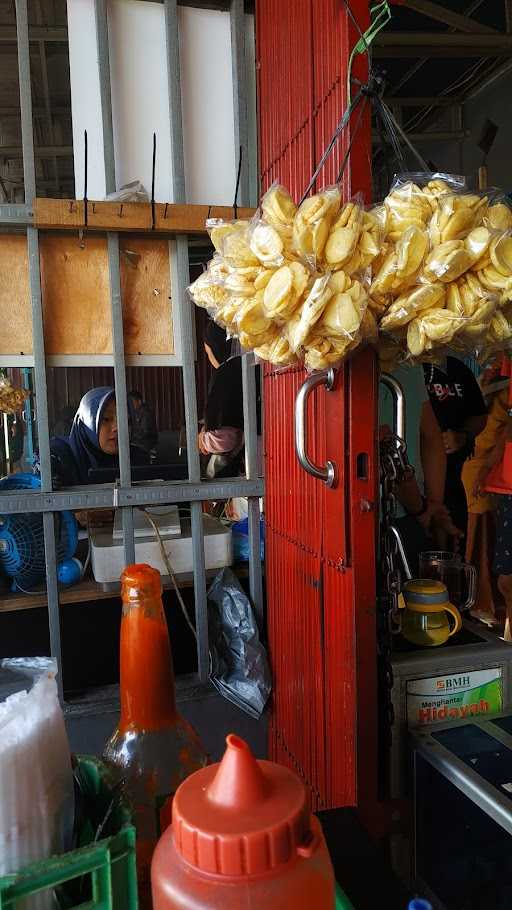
[257,0,379,822]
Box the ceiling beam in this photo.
[465,57,512,100]
[375,45,512,57]
[384,95,461,106]
[0,146,72,158]
[372,130,468,143]
[388,0,486,95]
[403,0,497,34]
[376,31,512,48]
[0,26,68,42]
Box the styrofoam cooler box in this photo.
[91,514,232,587]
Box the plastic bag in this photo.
[208,568,271,720]
[104,180,149,203]
[0,377,30,415]
[429,191,489,246]
[232,516,265,562]
[292,185,341,267]
[0,658,74,904]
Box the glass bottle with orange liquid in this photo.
[103,564,208,908]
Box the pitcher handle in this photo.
[461,563,477,612]
[446,602,462,637]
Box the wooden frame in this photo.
[33,199,256,233]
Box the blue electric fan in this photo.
[0,474,78,592]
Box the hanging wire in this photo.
[335,95,369,183]
[300,87,365,203]
[141,508,198,641]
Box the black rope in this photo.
[151,132,156,230]
[233,145,243,219]
[83,129,88,228]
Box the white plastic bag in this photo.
[0,659,74,908]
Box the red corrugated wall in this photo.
[257,0,380,821]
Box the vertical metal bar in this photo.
[230,0,249,205]
[16,0,35,202]
[94,0,134,564]
[16,0,63,697]
[35,0,59,194]
[22,368,35,464]
[231,0,263,623]
[94,0,116,195]
[242,356,263,624]
[3,415,10,474]
[165,0,208,681]
[164,0,186,203]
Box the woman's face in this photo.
[98,399,118,454]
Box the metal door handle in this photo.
[380,373,405,441]
[295,368,337,487]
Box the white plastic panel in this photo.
[67,0,106,200]
[108,0,174,202]
[178,7,236,205]
[67,1,257,206]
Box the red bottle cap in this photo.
[172,734,311,877]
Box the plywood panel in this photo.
[0,235,32,356]
[40,234,113,355]
[3,234,174,357]
[120,238,173,355]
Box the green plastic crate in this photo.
[335,881,354,909]
[0,756,138,910]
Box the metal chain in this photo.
[378,432,414,745]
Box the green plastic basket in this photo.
[0,756,138,910]
[335,881,354,909]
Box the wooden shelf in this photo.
[32,199,256,235]
[0,565,250,614]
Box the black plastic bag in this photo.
[208,567,271,719]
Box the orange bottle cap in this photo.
[172,734,311,878]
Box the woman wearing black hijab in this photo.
[199,322,260,478]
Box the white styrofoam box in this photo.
[91,514,232,585]
[112,505,181,541]
[67,1,257,205]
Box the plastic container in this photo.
[103,564,207,908]
[152,733,335,909]
[0,755,137,910]
[401,579,462,647]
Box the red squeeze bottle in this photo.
[151,733,335,910]
[103,564,207,908]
